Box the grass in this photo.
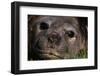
[75,49,88,59]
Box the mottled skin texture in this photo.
[28,16,88,60]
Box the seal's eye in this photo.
[40,22,49,30]
[65,31,75,38]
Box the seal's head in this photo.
[28,16,87,60]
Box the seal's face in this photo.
[29,16,87,60]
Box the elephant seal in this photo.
[28,15,88,60]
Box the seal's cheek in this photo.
[68,37,76,45]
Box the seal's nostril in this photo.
[48,36,54,43]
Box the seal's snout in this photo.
[48,32,61,44]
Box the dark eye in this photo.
[40,22,49,30]
[65,31,75,38]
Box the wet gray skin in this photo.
[28,16,87,60]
